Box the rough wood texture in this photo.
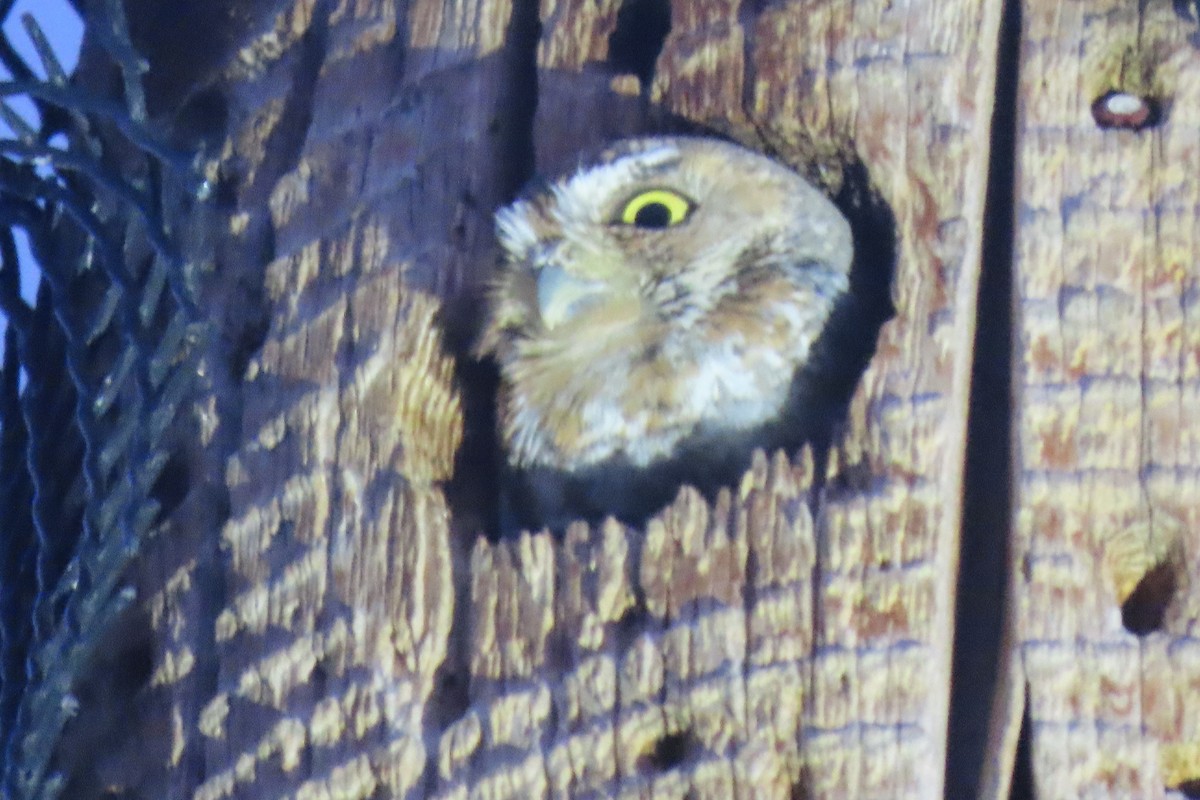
[62,0,1003,796]
[466,1,1002,799]
[107,0,526,796]
[1007,2,1200,799]
[20,0,1200,798]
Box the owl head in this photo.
[478,136,854,483]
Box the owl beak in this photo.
[536,265,608,329]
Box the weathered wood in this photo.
[1006,2,1200,798]
[53,0,1004,796]
[466,1,1003,798]
[15,0,1200,797]
[99,0,523,796]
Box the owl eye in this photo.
[618,189,693,229]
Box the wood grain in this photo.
[30,0,1200,797]
[438,0,1002,797]
[119,0,1005,796]
[113,0,524,796]
[1009,2,1200,798]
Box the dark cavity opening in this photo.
[815,153,899,455]
[492,146,895,538]
[640,729,696,773]
[607,0,671,89]
[1120,558,1177,635]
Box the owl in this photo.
[477,136,855,533]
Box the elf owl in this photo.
[478,136,855,533]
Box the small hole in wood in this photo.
[1120,559,1177,635]
[607,0,671,88]
[425,664,471,730]
[1091,90,1162,130]
[640,729,696,773]
[614,601,648,647]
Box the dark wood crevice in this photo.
[945,0,1020,796]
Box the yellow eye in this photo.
[618,189,693,229]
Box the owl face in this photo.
[479,137,854,474]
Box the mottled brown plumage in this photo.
[478,137,854,532]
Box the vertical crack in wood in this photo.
[496,0,539,200]
[945,0,1020,797]
[427,0,542,790]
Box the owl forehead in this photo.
[496,142,693,258]
[494,137,833,262]
[553,141,694,224]
[550,138,811,225]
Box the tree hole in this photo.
[480,139,895,537]
[800,153,897,464]
[1120,558,1177,636]
[607,0,671,89]
[1091,90,1162,131]
[614,602,649,651]
[639,728,697,773]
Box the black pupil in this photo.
[633,202,672,229]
